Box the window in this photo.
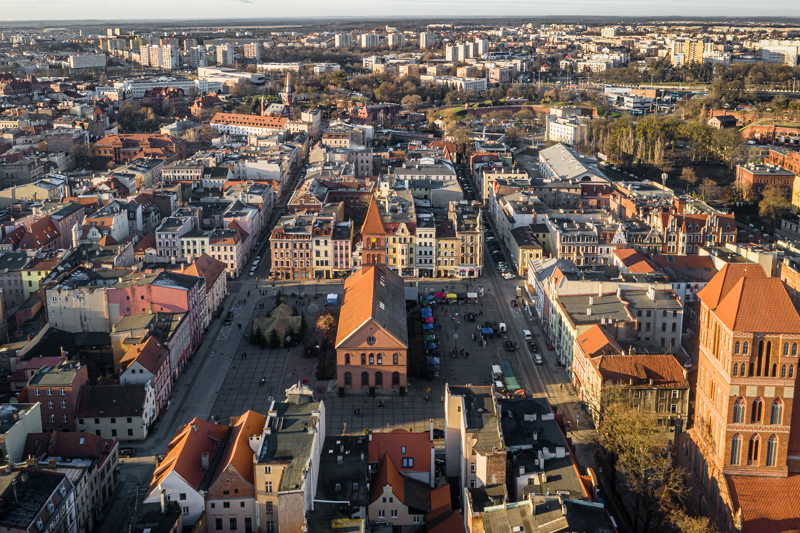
[48,400,53,409]
[59,388,65,396]
[266,501,273,514]
[361,354,366,365]
[223,502,230,509]
[733,365,738,377]
[782,365,787,378]
[353,483,359,490]
[265,466,271,474]
[392,372,400,385]
[34,388,39,396]
[60,400,66,409]
[734,341,740,354]
[179,493,187,501]
[344,372,352,386]
[730,434,742,465]
[741,363,746,377]
[752,398,764,423]
[127,429,133,436]
[230,518,237,530]
[344,353,350,365]
[110,418,116,424]
[391,510,398,518]
[265,481,272,493]
[401,446,406,454]
[378,510,385,518]
[791,365,795,378]
[245,518,252,533]
[367,336,376,345]
[766,435,778,467]
[62,415,68,423]
[402,457,414,468]
[785,342,790,356]
[127,417,132,423]
[111,429,117,437]
[393,353,399,365]
[183,507,189,515]
[470,462,476,473]
[743,341,749,355]
[748,435,761,465]
[794,343,798,357]
[733,398,745,423]
[266,522,274,533]
[771,399,783,425]
[46,388,52,396]
[414,515,422,523]
[361,372,369,386]
[215,518,223,530]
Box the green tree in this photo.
[268,329,280,349]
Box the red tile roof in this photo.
[726,473,800,533]
[576,325,622,357]
[370,453,405,504]
[120,336,169,376]
[149,418,229,494]
[182,253,226,293]
[360,196,385,236]
[697,263,766,310]
[613,248,657,273]
[596,354,688,388]
[23,431,118,469]
[368,428,432,474]
[210,410,266,486]
[714,276,800,333]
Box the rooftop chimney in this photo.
[161,489,168,514]
[201,452,209,470]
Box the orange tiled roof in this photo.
[134,233,156,253]
[211,112,288,129]
[368,428,432,474]
[613,248,657,273]
[576,325,622,357]
[182,253,226,291]
[148,418,229,494]
[428,484,451,519]
[370,453,405,504]
[360,196,385,236]
[697,263,766,310]
[715,276,800,333]
[120,336,169,376]
[17,216,59,250]
[597,354,687,388]
[726,473,800,533]
[210,410,266,486]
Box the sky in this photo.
[1,0,799,22]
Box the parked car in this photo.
[505,341,516,352]
[533,354,543,365]
[510,299,518,308]
[120,448,136,458]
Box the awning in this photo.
[424,335,436,342]
[446,293,457,299]
[424,317,434,323]
[425,342,438,349]
[425,295,435,300]
[421,308,433,318]
[467,292,478,299]
[481,328,494,335]
[435,292,446,298]
[456,292,467,299]
[422,323,434,330]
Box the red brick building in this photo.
[20,360,88,432]
[766,147,800,175]
[735,163,795,196]
[94,133,186,165]
[678,263,800,532]
[142,87,188,115]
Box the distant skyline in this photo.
[2,0,800,23]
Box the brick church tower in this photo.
[679,263,800,530]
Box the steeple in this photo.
[361,196,386,266]
[283,71,293,108]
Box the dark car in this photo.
[120,448,136,458]
[510,300,518,308]
[528,341,538,351]
[505,341,516,352]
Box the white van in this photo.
[522,330,532,341]
[498,322,507,333]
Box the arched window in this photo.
[741,363,746,377]
[771,399,783,425]
[733,398,746,423]
[344,372,352,385]
[392,371,400,386]
[730,433,742,465]
[749,362,755,377]
[369,354,374,365]
[377,353,382,365]
[784,342,789,356]
[782,364,787,378]
[375,372,383,386]
[734,341,740,354]
[772,364,777,377]
[748,435,761,465]
[702,461,709,487]
[361,372,370,386]
[393,353,399,365]
[733,364,738,377]
[344,353,351,365]
[751,398,763,423]
[794,343,798,356]
[791,365,795,378]
[700,495,707,515]
[743,341,749,355]
[360,353,366,365]
[766,435,778,467]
